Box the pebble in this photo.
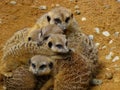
[105,72,113,79]
[109,40,113,44]
[88,35,94,40]
[112,56,119,62]
[91,79,103,85]
[117,0,120,2]
[94,27,100,34]
[56,4,60,7]
[114,32,119,37]
[81,17,86,21]
[102,31,110,37]
[102,46,107,49]
[10,1,17,5]
[74,5,79,9]
[39,5,47,10]
[75,10,80,15]
[95,43,100,47]
[105,52,114,60]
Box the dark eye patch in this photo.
[65,17,70,23]
[32,63,36,68]
[49,62,53,69]
[54,18,61,24]
[47,16,51,22]
[48,42,52,48]
[39,64,47,70]
[28,37,32,41]
[66,41,68,46]
[56,44,63,49]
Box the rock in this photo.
[105,52,114,60]
[10,1,17,5]
[88,35,94,40]
[105,72,113,80]
[109,40,113,44]
[102,31,110,37]
[91,79,103,85]
[39,5,47,10]
[81,17,86,21]
[56,4,60,7]
[112,56,119,62]
[114,32,119,37]
[94,27,100,34]
[95,43,100,48]
[75,10,81,15]
[117,0,120,2]
[102,46,107,49]
[74,5,79,9]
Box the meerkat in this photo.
[27,6,80,40]
[29,55,54,76]
[0,33,69,77]
[27,24,64,45]
[3,55,54,90]
[41,51,93,90]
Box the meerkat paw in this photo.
[4,72,13,77]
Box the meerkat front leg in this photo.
[41,78,54,90]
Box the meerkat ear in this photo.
[28,37,32,41]
[48,42,52,48]
[71,13,73,18]
[47,16,51,22]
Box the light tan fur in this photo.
[29,55,54,76]
[27,6,79,40]
[0,33,68,77]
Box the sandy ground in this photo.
[0,0,120,90]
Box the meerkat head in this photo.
[47,7,73,32]
[29,55,54,76]
[47,34,69,54]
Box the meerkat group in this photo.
[0,6,98,90]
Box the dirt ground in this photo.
[0,0,120,90]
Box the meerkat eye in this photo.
[54,18,61,24]
[65,17,70,23]
[44,36,49,40]
[48,42,53,48]
[32,63,36,68]
[49,62,53,69]
[47,16,51,22]
[39,64,47,70]
[28,37,32,41]
[56,44,63,49]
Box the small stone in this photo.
[105,52,114,60]
[94,27,100,34]
[74,5,79,9]
[102,46,107,49]
[88,35,94,40]
[10,1,17,5]
[109,40,113,44]
[75,10,80,15]
[91,79,102,85]
[114,32,119,37]
[95,43,100,48]
[117,0,120,2]
[105,72,113,80]
[112,56,119,62]
[56,4,60,7]
[81,17,86,21]
[39,5,47,10]
[102,31,110,37]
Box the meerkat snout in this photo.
[47,34,70,54]
[29,55,54,76]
